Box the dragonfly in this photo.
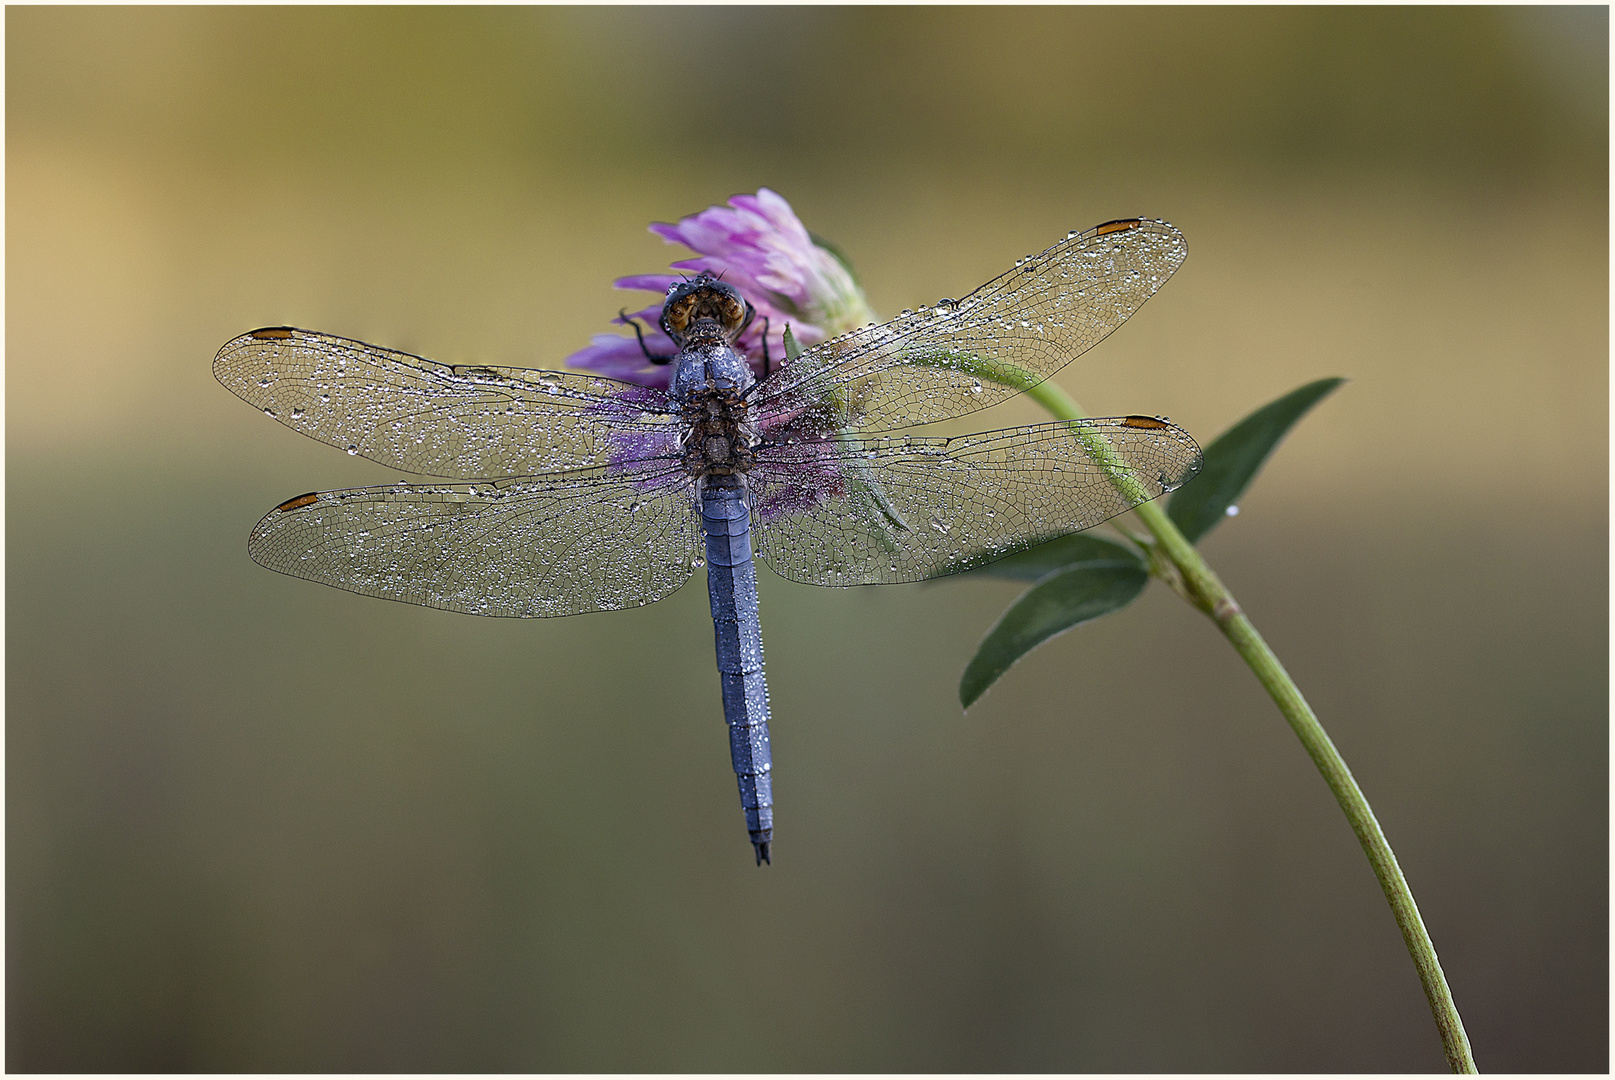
[214,216,1202,865]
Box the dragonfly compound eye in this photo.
[663,296,695,338]
[661,277,750,343]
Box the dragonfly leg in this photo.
[620,309,675,365]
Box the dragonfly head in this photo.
[660,274,755,348]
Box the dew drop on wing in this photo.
[347,445,358,455]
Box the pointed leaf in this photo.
[961,532,1144,581]
[1167,377,1345,543]
[959,560,1148,708]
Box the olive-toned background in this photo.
[8,7,1606,1072]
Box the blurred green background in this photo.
[7,6,1606,1072]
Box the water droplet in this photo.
[969,381,982,395]
[291,407,305,419]
[347,445,358,455]
[1226,505,1240,517]
[692,556,706,568]
[320,394,331,404]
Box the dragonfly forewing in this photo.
[749,417,1202,586]
[215,328,682,479]
[248,462,702,617]
[752,219,1187,437]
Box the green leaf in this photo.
[959,560,1149,708]
[1167,377,1345,544]
[962,532,1143,581]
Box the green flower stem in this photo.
[1027,376,1478,1073]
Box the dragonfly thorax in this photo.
[679,380,757,479]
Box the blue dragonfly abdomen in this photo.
[701,478,773,864]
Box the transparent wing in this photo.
[215,327,680,479]
[248,460,700,617]
[752,219,1186,436]
[749,417,1202,586]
